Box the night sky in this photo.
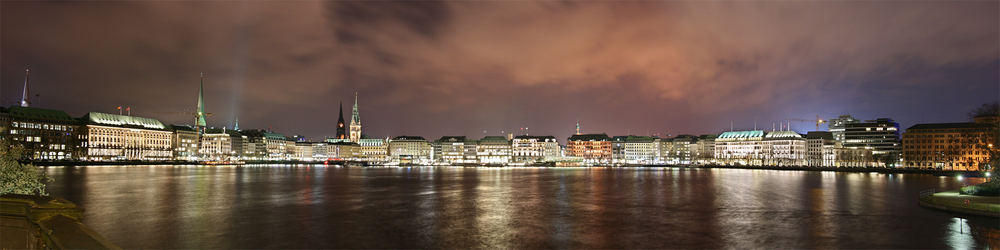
[2,1,997,141]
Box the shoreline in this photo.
[918,191,1000,218]
[26,160,988,176]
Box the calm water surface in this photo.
[44,165,998,249]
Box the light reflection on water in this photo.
[44,165,997,249]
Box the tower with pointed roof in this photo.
[195,73,208,132]
[336,102,347,139]
[575,120,581,135]
[349,92,362,142]
[20,66,30,107]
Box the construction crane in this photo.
[787,115,827,131]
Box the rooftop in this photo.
[6,106,75,122]
[805,131,834,140]
[907,122,995,131]
[83,112,166,130]
[717,130,765,140]
[393,135,427,141]
[765,130,804,139]
[568,133,611,141]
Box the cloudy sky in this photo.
[2,1,997,141]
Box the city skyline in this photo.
[2,1,998,141]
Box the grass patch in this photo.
[960,181,1000,196]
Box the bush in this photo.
[0,142,49,196]
[960,182,1000,196]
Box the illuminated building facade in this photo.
[389,136,432,164]
[623,136,658,164]
[567,133,612,165]
[358,138,388,162]
[2,106,78,160]
[78,112,172,161]
[200,132,233,160]
[476,136,511,164]
[694,134,717,164]
[762,131,806,166]
[327,141,361,160]
[714,130,765,165]
[844,118,900,156]
[827,114,858,144]
[902,121,997,170]
[170,125,199,161]
[805,131,836,167]
[434,136,478,164]
[511,135,559,164]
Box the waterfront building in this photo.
[327,141,361,160]
[389,136,432,164]
[714,130,806,166]
[902,121,997,170]
[667,135,698,164]
[694,134,717,164]
[200,131,233,161]
[349,92,362,142]
[1,106,78,160]
[611,136,627,164]
[622,136,658,164]
[336,102,347,140]
[805,131,836,167]
[762,131,807,166]
[511,135,559,164]
[714,130,765,165]
[229,131,248,159]
[78,112,172,161]
[828,114,858,144]
[170,125,199,161]
[434,136,478,164]
[477,136,511,164]
[293,141,314,161]
[844,118,900,156]
[567,133,612,165]
[835,146,875,167]
[358,138,389,162]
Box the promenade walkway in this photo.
[919,191,1000,218]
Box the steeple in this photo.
[195,73,208,129]
[336,101,347,139]
[20,66,30,107]
[351,92,360,124]
[575,120,581,135]
[234,116,240,131]
[349,92,362,142]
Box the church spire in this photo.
[349,92,362,142]
[195,73,208,129]
[234,116,240,131]
[576,120,581,135]
[336,101,346,139]
[20,66,30,107]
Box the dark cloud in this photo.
[1,1,997,141]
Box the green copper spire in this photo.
[351,92,360,124]
[195,73,207,128]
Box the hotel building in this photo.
[623,135,658,164]
[78,112,173,161]
[389,136,432,164]
[511,135,559,164]
[477,136,511,164]
[567,133,612,165]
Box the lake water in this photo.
[43,165,998,248]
